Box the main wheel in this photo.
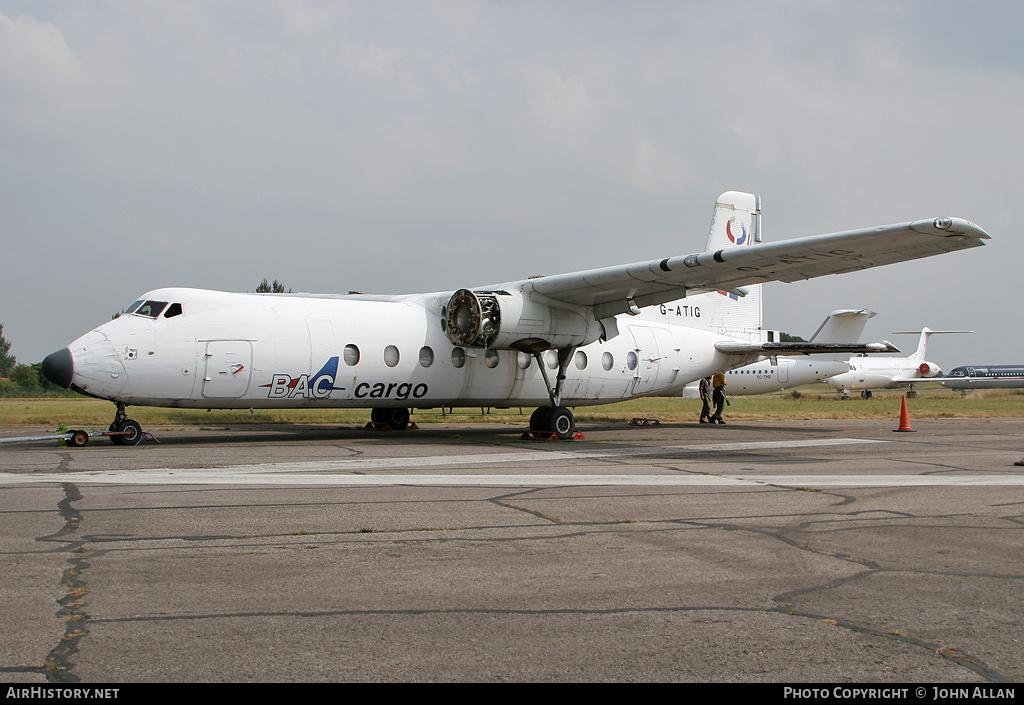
[371,407,410,430]
[547,406,576,440]
[529,407,549,431]
[116,419,144,446]
[109,421,125,446]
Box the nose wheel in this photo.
[109,404,145,446]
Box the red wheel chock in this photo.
[364,422,419,431]
[520,430,585,440]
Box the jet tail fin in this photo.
[891,328,973,361]
[808,309,877,344]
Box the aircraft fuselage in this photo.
[55,288,753,411]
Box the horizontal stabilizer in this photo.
[715,341,900,356]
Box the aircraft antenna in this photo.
[754,195,762,243]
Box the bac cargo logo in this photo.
[261,357,430,400]
[262,357,346,399]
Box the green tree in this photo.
[256,278,292,293]
[0,324,15,378]
[780,332,806,342]
[9,363,40,391]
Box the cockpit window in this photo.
[164,303,183,318]
[134,301,168,318]
[124,300,144,315]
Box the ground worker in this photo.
[709,371,728,424]
[699,375,713,423]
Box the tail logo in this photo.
[726,217,748,245]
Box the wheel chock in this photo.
[364,422,419,431]
[628,418,661,427]
[520,430,585,440]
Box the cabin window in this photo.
[517,352,532,370]
[602,352,614,371]
[452,347,466,368]
[384,345,400,367]
[484,349,499,369]
[343,344,360,366]
[419,346,434,367]
[626,351,638,371]
[545,350,558,369]
[164,303,183,318]
[574,351,588,370]
[134,301,168,318]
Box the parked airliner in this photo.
[941,366,1024,390]
[826,328,971,398]
[683,308,879,396]
[40,192,988,443]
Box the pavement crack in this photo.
[36,483,91,683]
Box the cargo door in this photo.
[202,341,253,398]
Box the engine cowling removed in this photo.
[441,289,601,352]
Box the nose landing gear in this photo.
[109,403,148,446]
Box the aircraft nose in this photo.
[41,348,74,388]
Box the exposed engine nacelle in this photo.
[441,289,601,353]
[918,361,941,378]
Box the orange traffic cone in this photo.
[893,394,915,432]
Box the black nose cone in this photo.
[42,348,74,388]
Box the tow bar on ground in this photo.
[0,429,159,447]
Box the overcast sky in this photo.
[2,1,1021,371]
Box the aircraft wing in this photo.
[714,342,900,356]
[508,217,987,318]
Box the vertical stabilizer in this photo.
[704,191,761,334]
[705,191,759,251]
[808,309,876,344]
[890,328,972,361]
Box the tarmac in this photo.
[1,416,1022,683]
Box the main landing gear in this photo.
[109,403,145,446]
[525,346,579,440]
[369,407,411,431]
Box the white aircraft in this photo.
[826,327,972,398]
[682,308,882,396]
[40,192,988,444]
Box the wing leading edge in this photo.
[505,216,988,318]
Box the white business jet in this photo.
[684,308,881,396]
[40,192,988,443]
[826,327,971,398]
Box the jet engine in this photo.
[441,289,601,353]
[917,361,941,377]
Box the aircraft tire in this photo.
[109,421,126,446]
[547,406,575,440]
[529,407,549,431]
[117,419,144,446]
[372,407,410,430]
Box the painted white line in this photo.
[2,472,1022,487]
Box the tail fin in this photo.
[703,191,761,334]
[911,327,933,361]
[705,191,760,251]
[808,309,876,344]
[890,328,973,361]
